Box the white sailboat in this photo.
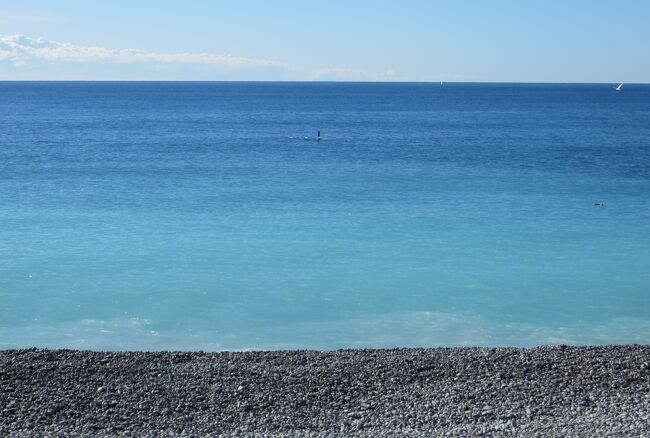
[615,83,624,91]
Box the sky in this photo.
[1,0,649,82]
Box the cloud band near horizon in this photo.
[0,34,286,69]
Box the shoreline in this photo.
[2,345,649,436]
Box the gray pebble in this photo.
[1,345,649,436]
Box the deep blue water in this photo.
[1,82,649,350]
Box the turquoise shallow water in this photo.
[1,82,649,350]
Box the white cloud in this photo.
[0,34,287,69]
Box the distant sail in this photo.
[615,83,624,91]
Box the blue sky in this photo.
[1,0,649,82]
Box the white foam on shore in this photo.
[2,311,649,351]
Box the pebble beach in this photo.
[1,345,649,436]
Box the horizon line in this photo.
[0,80,644,85]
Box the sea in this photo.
[1,82,649,351]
